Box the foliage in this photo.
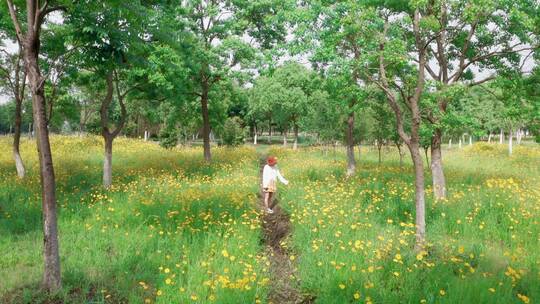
[0,137,539,302]
[220,116,246,146]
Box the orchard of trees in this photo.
[1,0,539,294]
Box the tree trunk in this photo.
[357,144,361,161]
[26,35,61,291]
[459,137,462,149]
[201,82,211,162]
[448,138,452,149]
[517,129,522,145]
[377,144,382,165]
[499,129,504,144]
[293,124,299,150]
[426,130,446,200]
[469,134,472,146]
[488,132,492,143]
[397,144,404,167]
[103,136,113,188]
[28,122,33,139]
[508,129,513,155]
[79,121,84,137]
[283,132,287,147]
[100,70,126,189]
[378,9,426,250]
[267,119,272,144]
[409,143,426,251]
[253,125,258,145]
[430,130,446,200]
[13,97,26,178]
[424,147,429,168]
[345,113,356,176]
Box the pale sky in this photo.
[0,20,537,105]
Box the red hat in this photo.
[267,156,277,166]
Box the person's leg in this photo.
[267,192,274,209]
[264,191,270,209]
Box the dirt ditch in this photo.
[258,156,315,304]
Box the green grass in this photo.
[273,143,540,303]
[0,136,267,303]
[1,136,539,303]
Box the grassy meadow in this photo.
[0,136,539,303]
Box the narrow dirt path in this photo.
[258,156,314,304]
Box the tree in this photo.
[248,75,281,144]
[169,0,289,161]
[293,1,378,176]
[476,74,536,155]
[66,1,150,188]
[5,0,66,291]
[367,93,397,165]
[419,0,539,199]
[221,116,246,146]
[369,6,431,250]
[523,67,540,143]
[304,88,343,146]
[0,42,26,178]
[249,63,317,149]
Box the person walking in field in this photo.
[262,156,289,214]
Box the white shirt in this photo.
[262,164,288,187]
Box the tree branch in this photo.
[37,1,67,27]
[6,0,25,43]
[376,18,411,145]
[100,71,114,137]
[468,75,496,87]
[450,45,537,83]
[455,20,479,80]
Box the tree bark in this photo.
[377,143,382,165]
[410,143,426,250]
[396,143,404,167]
[201,81,211,162]
[469,134,472,146]
[508,129,513,155]
[5,47,27,178]
[253,124,257,145]
[267,118,272,144]
[431,130,447,200]
[293,124,299,150]
[377,11,427,250]
[345,112,356,176]
[488,132,492,143]
[13,96,26,178]
[25,31,61,292]
[499,129,504,144]
[100,71,127,188]
[103,135,113,188]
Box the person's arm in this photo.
[276,169,289,185]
